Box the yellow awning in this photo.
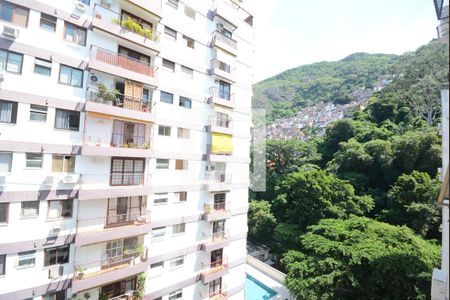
[211,133,233,155]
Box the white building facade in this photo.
[0,0,254,299]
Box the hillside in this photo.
[253,53,399,123]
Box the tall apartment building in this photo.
[0,0,254,299]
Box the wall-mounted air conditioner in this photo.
[2,26,19,39]
[62,174,80,184]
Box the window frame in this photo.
[160,91,174,104]
[47,199,73,219]
[63,21,87,46]
[0,1,29,27]
[0,203,9,224]
[51,155,76,173]
[0,254,5,276]
[0,152,13,172]
[0,49,23,74]
[17,250,36,268]
[182,35,195,49]
[178,191,187,202]
[58,65,83,88]
[0,100,18,124]
[156,158,169,170]
[169,256,184,270]
[172,223,185,235]
[175,159,188,170]
[179,96,192,109]
[34,58,52,76]
[152,226,166,240]
[162,59,175,72]
[164,26,177,40]
[158,125,171,137]
[154,193,168,205]
[20,201,40,218]
[39,13,57,32]
[29,104,48,122]
[25,152,43,169]
[110,157,145,186]
[44,245,70,267]
[54,109,80,131]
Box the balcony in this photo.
[208,116,233,135]
[72,248,149,293]
[204,200,231,222]
[89,46,158,87]
[78,174,152,201]
[208,87,235,109]
[85,87,156,123]
[76,212,151,246]
[210,0,241,28]
[209,59,236,83]
[92,4,160,52]
[204,172,232,192]
[201,257,229,284]
[211,30,237,56]
[201,230,230,252]
[127,0,162,17]
[201,284,228,300]
[207,144,233,163]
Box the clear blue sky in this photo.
[249,0,439,82]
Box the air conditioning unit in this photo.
[48,265,64,279]
[89,73,100,84]
[62,174,80,184]
[75,1,87,12]
[49,226,62,237]
[100,0,112,7]
[216,23,224,30]
[2,26,18,39]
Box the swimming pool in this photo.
[245,274,278,300]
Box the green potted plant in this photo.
[204,203,212,213]
[99,293,108,300]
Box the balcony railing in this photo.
[211,59,232,73]
[91,46,156,77]
[111,133,151,150]
[209,87,234,102]
[209,116,231,128]
[212,30,237,49]
[87,87,152,113]
[206,172,232,184]
[80,173,151,187]
[77,211,150,235]
[201,284,228,300]
[74,247,148,281]
[204,201,230,214]
[94,4,159,41]
[201,257,229,275]
[203,230,229,245]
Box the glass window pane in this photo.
[70,69,83,87]
[0,152,12,172]
[6,52,22,73]
[0,203,8,223]
[21,201,39,217]
[59,66,71,84]
[52,155,63,172]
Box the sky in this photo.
[247,0,440,83]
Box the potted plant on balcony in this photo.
[143,143,151,149]
[204,203,213,214]
[97,83,118,105]
[76,266,85,280]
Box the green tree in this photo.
[248,200,277,243]
[275,168,373,230]
[384,171,441,238]
[283,217,440,300]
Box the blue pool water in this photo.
[245,274,278,300]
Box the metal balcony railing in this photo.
[200,284,228,300]
[212,30,237,49]
[209,116,231,128]
[204,201,230,214]
[210,59,233,73]
[201,256,229,275]
[93,4,159,41]
[77,211,150,234]
[90,46,156,77]
[203,230,229,245]
[209,86,234,102]
[74,247,148,281]
[206,172,232,184]
[87,87,152,113]
[80,173,151,187]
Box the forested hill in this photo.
[253,52,398,123]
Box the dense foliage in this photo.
[249,40,447,299]
[253,53,398,122]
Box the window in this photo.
[118,46,151,64]
[179,97,192,108]
[112,120,146,147]
[160,91,174,104]
[162,59,175,72]
[44,245,70,266]
[177,128,190,139]
[0,50,23,74]
[178,192,187,202]
[169,256,184,270]
[47,199,73,219]
[158,125,171,136]
[18,250,36,267]
[63,22,86,46]
[219,81,231,100]
[21,201,39,217]
[0,100,17,123]
[0,254,5,275]
[152,227,166,239]
[0,152,12,172]
[52,155,75,173]
[0,203,8,223]
[40,13,56,32]
[169,290,182,300]
[180,66,193,79]
[111,158,145,186]
[164,26,177,40]
[58,65,83,87]
[167,0,179,8]
[154,193,168,205]
[150,261,164,277]
[184,6,195,20]
[42,290,66,300]
[34,58,52,76]
[25,153,43,168]
[79,0,90,4]
[156,159,169,169]
[55,109,80,131]
[172,223,185,235]
[183,35,194,49]
[0,1,29,26]
[30,104,48,121]
[175,160,188,170]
